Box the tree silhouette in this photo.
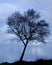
[7,9,49,61]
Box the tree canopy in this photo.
[7,9,49,44]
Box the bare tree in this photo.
[7,9,49,61]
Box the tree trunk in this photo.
[20,40,28,61]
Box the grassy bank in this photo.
[0,59,52,65]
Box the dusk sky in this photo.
[0,0,52,63]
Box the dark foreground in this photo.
[0,59,52,65]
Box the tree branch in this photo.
[10,27,26,46]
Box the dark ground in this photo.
[0,59,52,65]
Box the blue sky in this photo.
[0,0,52,63]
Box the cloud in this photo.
[0,0,52,20]
[0,3,18,31]
[0,3,18,20]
